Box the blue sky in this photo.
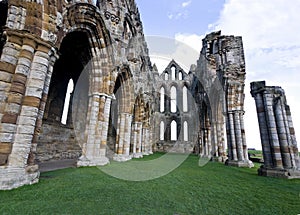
[135,0,300,150]
[136,0,225,37]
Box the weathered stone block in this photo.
[20,106,39,118]
[14,74,27,85]
[23,96,41,108]
[0,132,14,143]
[0,71,13,83]
[0,81,12,92]
[10,82,26,94]
[7,93,23,105]
[0,62,16,74]
[25,87,43,99]
[0,142,12,154]
[0,123,17,133]
[0,154,8,165]
[1,113,18,124]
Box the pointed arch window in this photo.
[160,121,165,141]
[170,86,177,113]
[184,121,188,141]
[165,72,168,81]
[171,120,177,141]
[178,71,183,80]
[160,87,165,112]
[171,66,176,80]
[183,86,188,112]
[61,79,74,125]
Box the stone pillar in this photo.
[131,122,142,158]
[251,88,273,168]
[77,94,110,166]
[113,112,133,162]
[0,32,54,190]
[226,84,253,168]
[28,46,58,166]
[136,122,143,155]
[251,81,300,178]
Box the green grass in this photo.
[248,150,263,155]
[0,153,300,215]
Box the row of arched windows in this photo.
[160,86,188,113]
[160,121,188,141]
[164,66,184,81]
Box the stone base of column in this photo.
[0,165,39,190]
[77,156,110,167]
[258,166,300,179]
[212,156,227,163]
[133,153,143,159]
[112,154,132,162]
[226,160,254,168]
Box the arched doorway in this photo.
[108,69,134,161]
[37,31,92,163]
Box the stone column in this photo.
[264,92,283,168]
[251,88,273,168]
[234,112,244,161]
[0,36,28,166]
[136,122,143,156]
[113,112,133,162]
[77,93,110,166]
[9,46,51,167]
[251,81,300,178]
[226,85,253,167]
[228,112,238,161]
[0,34,53,190]
[28,46,58,166]
[274,97,291,168]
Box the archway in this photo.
[37,31,92,163]
[108,69,134,159]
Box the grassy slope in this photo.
[0,154,299,215]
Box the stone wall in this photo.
[0,0,155,190]
[153,60,196,153]
[37,122,81,162]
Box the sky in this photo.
[135,0,300,150]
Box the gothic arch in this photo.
[110,67,135,157]
[37,31,93,162]
[61,3,112,51]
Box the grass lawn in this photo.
[0,153,299,215]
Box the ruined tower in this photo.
[194,31,253,167]
[251,81,300,178]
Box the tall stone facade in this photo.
[153,60,196,153]
[152,31,254,167]
[0,0,155,190]
[193,31,253,166]
[251,81,300,178]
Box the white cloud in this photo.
[167,14,174,20]
[182,0,192,8]
[167,11,189,20]
[175,33,203,53]
[210,0,300,149]
[167,1,191,20]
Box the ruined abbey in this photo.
[0,0,299,190]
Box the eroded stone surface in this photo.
[251,81,300,178]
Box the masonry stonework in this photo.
[251,81,300,178]
[0,0,297,190]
